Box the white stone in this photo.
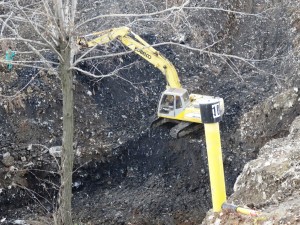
[21,156,26,162]
[49,146,62,157]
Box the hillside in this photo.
[0,0,300,224]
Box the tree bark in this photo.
[56,41,74,225]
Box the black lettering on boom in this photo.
[136,49,151,59]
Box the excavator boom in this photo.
[77,27,181,89]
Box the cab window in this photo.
[183,92,189,103]
[175,96,182,109]
[161,95,174,108]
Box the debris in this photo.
[5,47,16,71]
[2,152,14,167]
[21,156,26,162]
[49,146,62,157]
[9,166,17,172]
[23,162,34,167]
[27,144,32,150]
[76,148,82,157]
[13,220,28,225]
[3,152,10,158]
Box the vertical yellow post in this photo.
[199,98,226,212]
[204,122,227,212]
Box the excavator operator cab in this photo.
[158,88,189,117]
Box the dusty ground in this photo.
[0,0,300,224]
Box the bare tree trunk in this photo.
[56,41,74,225]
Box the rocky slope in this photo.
[202,90,300,225]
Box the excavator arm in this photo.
[77,27,181,88]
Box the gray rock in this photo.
[2,152,14,167]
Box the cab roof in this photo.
[162,88,188,96]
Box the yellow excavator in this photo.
[77,27,224,138]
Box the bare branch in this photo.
[17,184,53,214]
[0,57,58,72]
[183,6,267,18]
[0,11,13,36]
[73,48,134,66]
[52,0,65,38]
[75,0,267,31]
[75,0,191,30]
[151,42,280,63]
[0,37,48,47]
[13,0,63,59]
[71,61,138,79]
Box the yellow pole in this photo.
[204,122,227,212]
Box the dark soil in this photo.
[0,0,299,224]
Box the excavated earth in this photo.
[0,0,300,224]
